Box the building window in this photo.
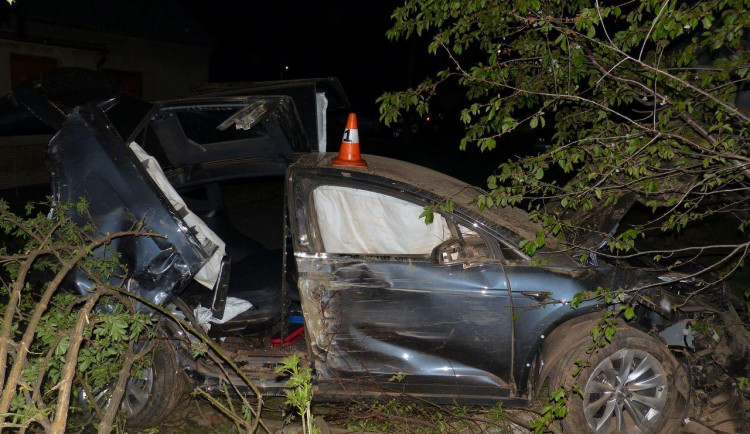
[10,53,58,87]
[103,69,143,97]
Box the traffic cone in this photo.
[332,113,367,167]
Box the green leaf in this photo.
[419,207,435,225]
[604,325,616,342]
[55,337,70,357]
[623,305,635,320]
[534,167,544,180]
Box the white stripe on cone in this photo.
[342,128,359,144]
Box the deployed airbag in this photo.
[312,185,450,255]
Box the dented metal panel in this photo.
[287,163,518,399]
[285,155,720,401]
[48,105,213,305]
[295,255,514,396]
[505,264,607,393]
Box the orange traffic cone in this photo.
[332,113,367,168]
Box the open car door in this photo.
[48,104,227,306]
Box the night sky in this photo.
[178,0,498,183]
[181,0,438,117]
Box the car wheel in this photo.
[79,341,187,428]
[121,341,187,428]
[550,327,685,433]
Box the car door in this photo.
[288,173,516,400]
[48,104,222,305]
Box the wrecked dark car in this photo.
[5,69,748,433]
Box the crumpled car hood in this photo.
[48,104,215,305]
[550,191,638,251]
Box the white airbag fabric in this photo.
[313,185,450,255]
[129,142,226,289]
[193,297,253,331]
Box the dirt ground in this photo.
[136,383,748,434]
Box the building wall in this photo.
[0,18,211,100]
[0,135,51,189]
[0,18,212,189]
[0,40,98,90]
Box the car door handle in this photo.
[521,291,551,302]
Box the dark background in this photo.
[181,1,425,116]
[0,0,541,188]
[178,0,518,185]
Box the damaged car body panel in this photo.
[15,70,747,430]
[293,255,515,398]
[285,154,629,399]
[284,153,744,405]
[36,74,317,307]
[287,155,519,398]
[38,69,329,306]
[48,105,216,305]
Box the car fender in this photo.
[532,311,603,399]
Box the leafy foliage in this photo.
[0,198,270,433]
[380,0,750,278]
[530,388,568,433]
[275,354,318,434]
[0,198,158,431]
[382,8,749,430]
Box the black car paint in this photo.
[49,105,212,305]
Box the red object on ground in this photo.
[270,325,305,347]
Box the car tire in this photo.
[121,341,188,428]
[550,327,686,433]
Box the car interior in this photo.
[177,176,296,338]
[131,102,304,347]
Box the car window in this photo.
[312,185,451,255]
[174,108,268,145]
[457,224,490,258]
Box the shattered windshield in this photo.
[173,107,269,145]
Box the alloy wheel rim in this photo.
[120,365,154,416]
[582,348,668,433]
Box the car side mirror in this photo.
[431,238,468,266]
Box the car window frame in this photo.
[448,215,503,262]
[305,180,455,259]
[295,176,510,264]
